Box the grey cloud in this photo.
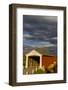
[23,15,57,52]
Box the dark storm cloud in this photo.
[23,15,57,48]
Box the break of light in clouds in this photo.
[23,15,57,48]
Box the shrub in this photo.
[33,68,46,74]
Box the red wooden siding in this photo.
[42,55,57,69]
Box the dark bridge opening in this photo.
[29,56,40,63]
[28,56,40,67]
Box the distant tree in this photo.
[44,48,50,55]
[35,47,50,55]
[23,55,26,68]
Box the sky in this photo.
[23,15,57,49]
